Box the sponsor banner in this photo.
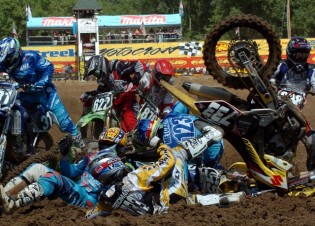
[27,14,181,29]
[22,38,315,73]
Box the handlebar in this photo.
[0,82,44,91]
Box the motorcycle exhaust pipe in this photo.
[182,82,247,108]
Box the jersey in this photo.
[272,60,315,92]
[0,50,78,136]
[138,72,175,114]
[101,143,188,215]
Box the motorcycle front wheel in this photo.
[203,14,282,90]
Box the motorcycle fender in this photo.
[242,138,289,190]
[263,154,293,172]
[76,112,105,128]
[160,80,200,116]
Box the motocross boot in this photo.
[3,176,27,196]
[1,182,44,213]
[187,191,245,207]
[179,125,223,161]
[85,202,111,220]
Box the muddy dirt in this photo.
[1,76,315,226]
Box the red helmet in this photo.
[153,59,175,82]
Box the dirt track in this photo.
[1,76,315,226]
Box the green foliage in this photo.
[1,0,315,45]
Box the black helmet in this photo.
[109,59,119,73]
[84,55,110,80]
[286,37,311,71]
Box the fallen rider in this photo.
[86,123,245,219]
[0,127,129,214]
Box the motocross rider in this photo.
[130,101,225,192]
[85,122,244,219]
[137,59,176,117]
[270,37,315,170]
[109,59,147,132]
[0,37,84,148]
[81,55,125,138]
[0,127,129,214]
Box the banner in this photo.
[27,14,181,29]
[22,38,315,73]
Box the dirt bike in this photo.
[0,81,56,181]
[77,81,125,143]
[136,89,160,121]
[161,14,315,195]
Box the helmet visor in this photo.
[294,52,309,61]
[155,72,172,82]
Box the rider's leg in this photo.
[302,131,315,171]
[46,85,85,148]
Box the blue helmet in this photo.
[0,37,21,71]
[89,149,126,185]
[132,119,161,146]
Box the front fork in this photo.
[0,115,11,179]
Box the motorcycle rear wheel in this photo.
[203,14,282,90]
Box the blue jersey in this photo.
[0,50,54,85]
[162,112,198,148]
[0,50,78,136]
[161,102,224,167]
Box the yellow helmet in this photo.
[99,127,127,148]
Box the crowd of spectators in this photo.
[28,30,76,46]
[101,27,182,44]
[27,27,181,46]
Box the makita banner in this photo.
[27,14,181,29]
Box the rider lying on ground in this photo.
[85,122,244,219]
[0,127,129,214]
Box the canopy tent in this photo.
[26,14,182,30]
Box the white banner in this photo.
[78,18,98,33]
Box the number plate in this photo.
[278,89,306,108]
[92,92,113,113]
[0,88,15,107]
[137,102,159,120]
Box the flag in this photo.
[179,0,184,17]
[140,21,146,36]
[26,4,32,21]
[12,22,18,39]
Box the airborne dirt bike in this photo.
[161,14,315,196]
[0,81,56,182]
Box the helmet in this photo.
[89,150,126,185]
[84,55,110,79]
[132,119,161,147]
[153,59,175,82]
[286,37,311,71]
[109,59,119,73]
[0,37,22,71]
[98,127,127,153]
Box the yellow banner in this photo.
[22,38,315,73]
